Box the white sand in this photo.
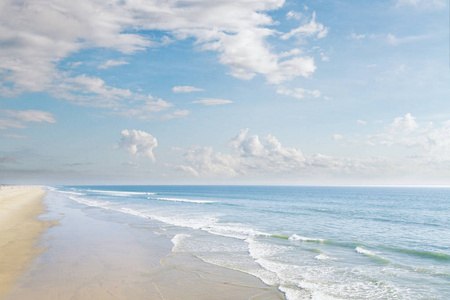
[0,186,52,298]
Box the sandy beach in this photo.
[3,188,284,300]
[0,186,52,298]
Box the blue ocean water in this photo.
[51,185,450,299]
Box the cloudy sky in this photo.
[1,0,449,185]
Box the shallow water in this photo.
[56,185,450,299]
[7,187,282,300]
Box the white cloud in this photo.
[7,110,56,123]
[122,161,139,168]
[2,133,28,139]
[396,0,445,8]
[387,33,430,45]
[174,123,450,182]
[192,98,233,106]
[117,99,173,119]
[172,86,205,93]
[369,113,450,162]
[160,110,191,121]
[176,129,425,183]
[0,109,56,130]
[281,12,328,40]
[202,27,317,84]
[178,129,308,178]
[279,48,302,58]
[179,146,238,178]
[117,129,158,161]
[98,60,129,69]
[0,0,150,96]
[52,75,173,117]
[348,32,366,40]
[357,120,367,125]
[0,0,327,99]
[71,62,83,68]
[286,11,303,20]
[277,87,321,99]
[390,113,418,132]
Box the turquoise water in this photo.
[52,185,450,299]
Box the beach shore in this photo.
[4,188,284,300]
[0,185,51,298]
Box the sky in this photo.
[0,0,449,185]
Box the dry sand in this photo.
[0,186,52,298]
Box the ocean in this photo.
[50,185,450,299]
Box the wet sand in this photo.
[5,188,284,300]
[0,186,51,298]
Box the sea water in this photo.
[50,185,450,299]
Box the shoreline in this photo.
[0,185,53,298]
[5,187,284,299]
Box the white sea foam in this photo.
[247,238,290,260]
[59,191,85,196]
[355,247,377,256]
[155,197,215,204]
[171,234,191,252]
[150,214,219,230]
[315,253,331,260]
[119,207,149,219]
[88,190,155,196]
[67,195,111,208]
[289,234,325,243]
[67,194,221,232]
[279,286,310,300]
[204,224,269,240]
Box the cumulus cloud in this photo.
[0,0,327,101]
[178,129,310,178]
[369,113,450,162]
[98,60,129,69]
[0,109,56,130]
[175,129,412,183]
[192,98,233,106]
[277,87,321,99]
[175,122,450,182]
[179,146,238,178]
[117,129,158,161]
[172,86,205,93]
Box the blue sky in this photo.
[1,0,449,185]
